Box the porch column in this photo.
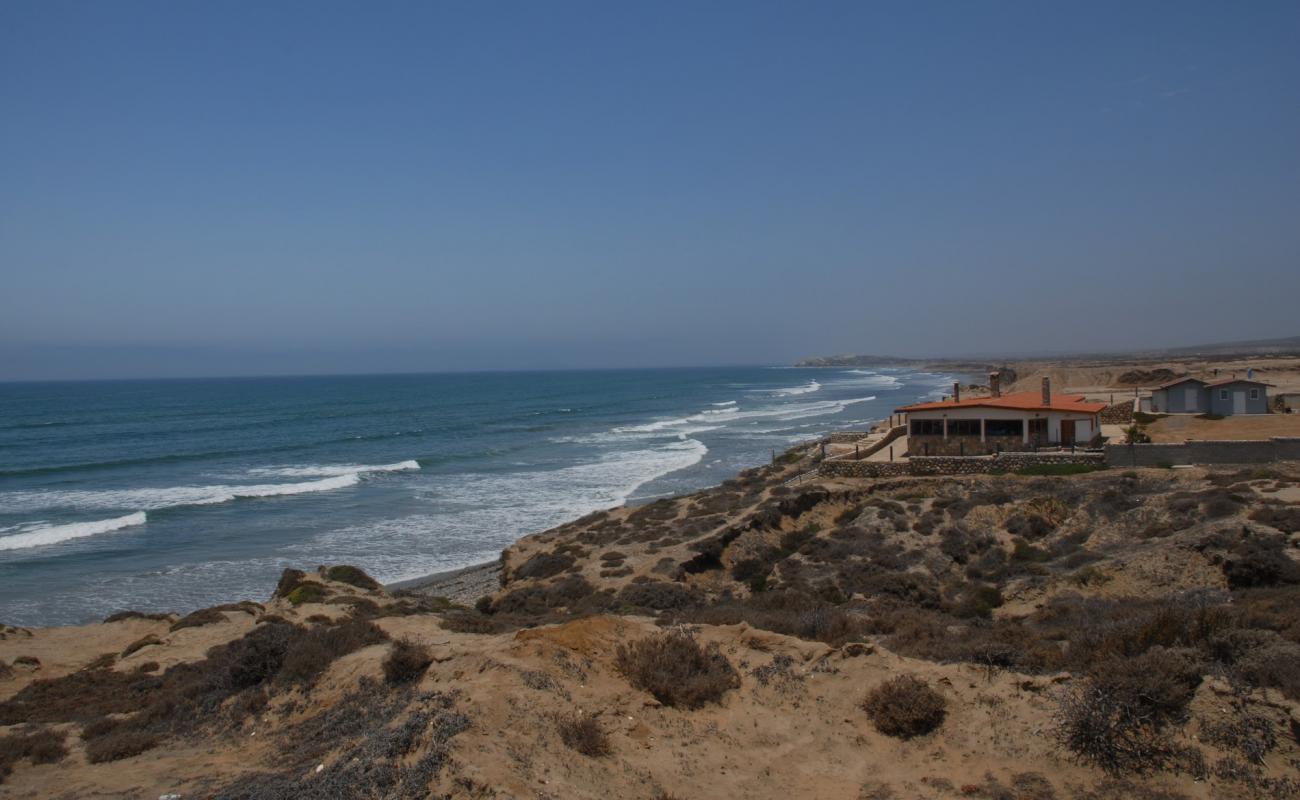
[980,418,986,442]
[943,417,948,439]
[1022,414,1029,445]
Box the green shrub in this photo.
[285,583,329,605]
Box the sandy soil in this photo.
[1005,355,1300,398]
[1145,413,1300,443]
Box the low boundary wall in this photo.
[820,450,1105,478]
[1105,437,1300,467]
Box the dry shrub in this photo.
[666,590,874,647]
[0,667,159,725]
[169,607,229,632]
[513,551,575,580]
[0,729,67,782]
[83,729,160,764]
[616,580,701,610]
[861,675,946,739]
[1053,682,1198,776]
[278,619,389,684]
[0,661,11,681]
[121,634,162,657]
[1249,504,1300,535]
[556,713,611,757]
[323,565,382,590]
[1089,648,1203,725]
[383,638,433,684]
[615,630,738,709]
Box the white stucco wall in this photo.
[906,406,1097,443]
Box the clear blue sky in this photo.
[3,1,1298,379]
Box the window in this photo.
[1250,388,1260,400]
[985,419,1023,437]
[910,419,944,436]
[1220,389,1229,400]
[949,420,980,436]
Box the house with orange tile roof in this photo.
[894,375,1105,456]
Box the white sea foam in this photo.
[774,380,821,396]
[242,460,421,478]
[840,370,903,388]
[2,473,368,514]
[711,400,737,407]
[0,512,146,552]
[290,438,709,584]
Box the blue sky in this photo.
[2,1,1298,379]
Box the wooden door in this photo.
[1060,420,1075,445]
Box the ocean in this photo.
[0,366,953,626]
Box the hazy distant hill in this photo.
[795,335,1300,367]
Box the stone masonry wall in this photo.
[819,451,1105,478]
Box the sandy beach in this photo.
[386,560,501,606]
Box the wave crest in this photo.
[0,512,147,552]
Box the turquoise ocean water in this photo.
[0,367,952,626]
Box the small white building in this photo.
[896,378,1105,456]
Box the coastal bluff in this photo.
[3,449,1300,798]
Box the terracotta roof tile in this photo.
[895,391,1107,415]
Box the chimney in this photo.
[989,372,1001,398]
[1041,377,1052,406]
[953,382,961,402]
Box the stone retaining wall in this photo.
[1099,401,1136,425]
[820,451,1105,478]
[827,431,872,443]
[1104,438,1300,467]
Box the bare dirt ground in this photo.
[1004,356,1300,399]
[1146,414,1300,443]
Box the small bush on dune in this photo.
[383,638,433,684]
[285,583,329,605]
[0,729,67,782]
[273,568,307,598]
[120,634,162,658]
[323,565,382,591]
[83,729,159,764]
[556,713,611,757]
[513,551,576,581]
[616,580,702,610]
[616,630,738,709]
[861,675,946,739]
[169,607,230,632]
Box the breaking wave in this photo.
[0,512,147,552]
